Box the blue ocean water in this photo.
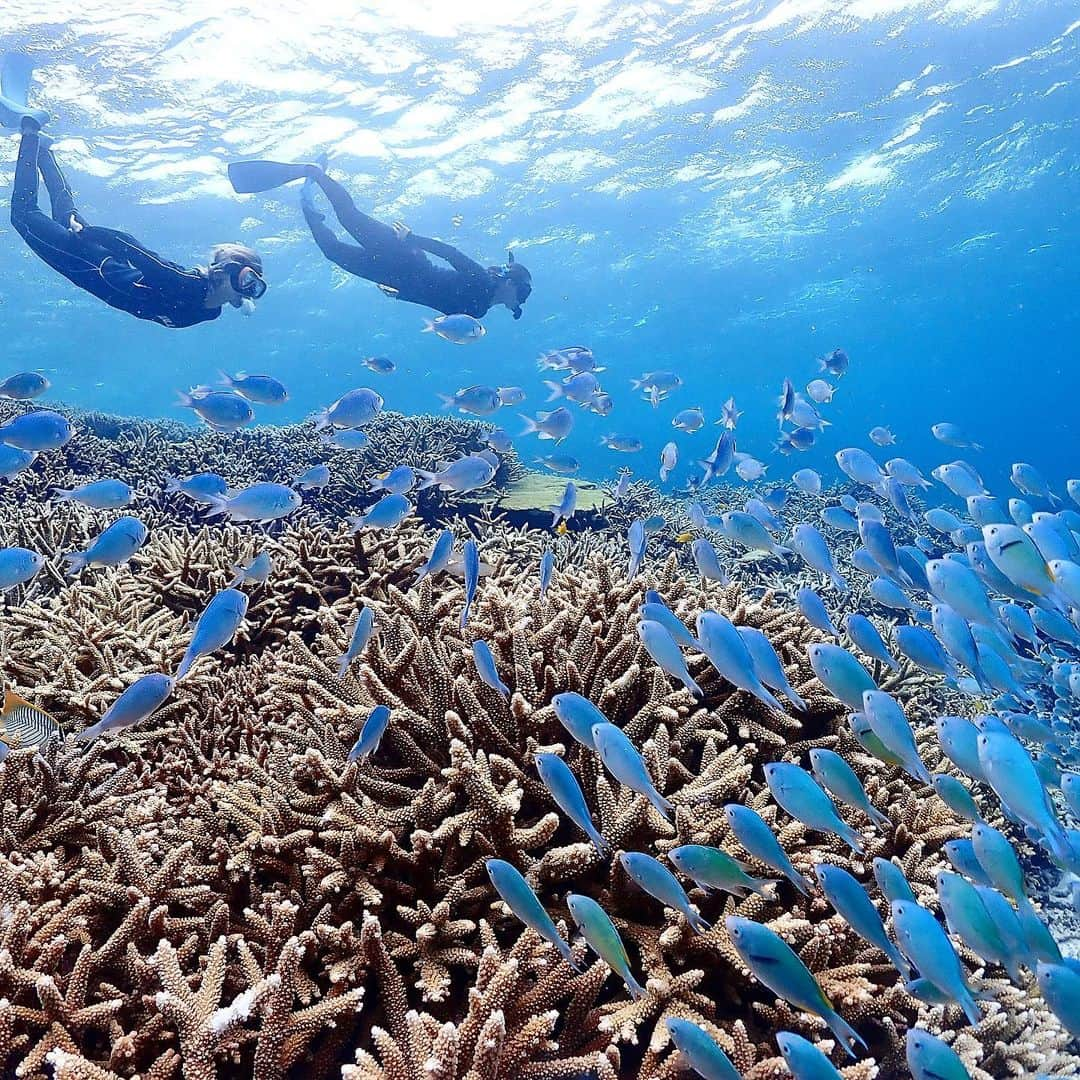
[1,2,1077,492]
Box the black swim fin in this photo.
[227,160,312,194]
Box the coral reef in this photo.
[0,412,1075,1080]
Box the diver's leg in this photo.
[309,170,397,249]
[36,140,84,226]
[303,203,379,279]
[9,124,43,227]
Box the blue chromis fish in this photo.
[934,715,985,781]
[293,464,330,491]
[552,692,604,751]
[362,354,396,375]
[835,447,886,492]
[486,428,513,453]
[641,595,697,650]
[496,385,525,405]
[816,859,911,980]
[316,387,384,429]
[1036,962,1080,1039]
[890,900,981,1024]
[63,516,148,575]
[346,705,390,761]
[349,493,412,532]
[176,389,252,432]
[776,1031,844,1080]
[520,407,574,443]
[809,747,890,828]
[229,551,273,588]
[931,773,982,824]
[535,453,580,475]
[76,673,175,742]
[725,916,865,1056]
[416,528,454,585]
[424,313,486,344]
[337,606,375,677]
[416,453,497,494]
[737,626,807,711]
[628,520,647,578]
[721,511,789,556]
[666,1019,741,1080]
[843,613,898,671]
[637,619,702,698]
[53,478,134,509]
[176,588,248,680]
[602,433,643,453]
[668,843,778,899]
[165,473,228,505]
[207,482,302,523]
[796,587,838,638]
[321,427,370,450]
[471,639,509,700]
[873,857,916,905]
[534,752,608,856]
[672,407,705,433]
[932,421,982,451]
[819,348,849,377]
[218,371,288,404]
[792,468,822,495]
[0,444,37,480]
[0,408,71,450]
[982,523,1056,597]
[0,685,60,753]
[806,643,877,711]
[369,466,410,494]
[550,481,577,527]
[970,822,1029,906]
[895,625,956,679]
[790,523,847,591]
[695,611,784,712]
[618,851,710,933]
[460,539,479,627]
[0,371,49,399]
[0,547,44,591]
[936,870,1023,983]
[691,538,728,583]
[539,549,555,598]
[869,577,930,621]
[764,761,864,853]
[905,1028,972,1080]
[566,893,645,999]
[821,505,859,533]
[485,859,578,970]
[592,721,674,820]
[723,803,811,895]
[862,690,931,785]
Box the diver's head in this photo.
[207,243,266,309]
[489,251,531,319]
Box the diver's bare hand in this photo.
[392,221,412,243]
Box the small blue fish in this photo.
[745,497,783,532]
[931,422,983,451]
[552,692,605,751]
[737,627,807,711]
[668,843,778,899]
[765,761,864,853]
[934,715,985,781]
[0,371,49,400]
[862,690,931,785]
[691,538,728,583]
[486,428,513,453]
[349,493,412,532]
[566,893,645,1000]
[535,453,580,475]
[362,355,396,375]
[176,588,248,680]
[797,587,838,638]
[592,721,674,820]
[886,457,932,488]
[944,839,993,886]
[790,523,847,591]
[666,1019,741,1080]
[0,409,73,450]
[873,857,916,905]
[550,481,577,528]
[207,483,301,523]
[809,748,890,828]
[618,851,709,933]
[931,774,982,824]
[0,444,37,479]
[641,596,697,650]
[520,407,574,443]
[338,606,375,677]
[638,619,702,698]
[539,549,555,598]
[292,464,330,491]
[869,576,930,619]
[858,516,906,582]
[219,371,289,404]
[63,517,148,575]
[696,611,784,712]
[844,614,898,671]
[534,752,608,856]
[1009,498,1034,526]
[895,625,957,680]
[460,539,479,627]
[370,465,416,494]
[722,511,789,556]
[229,551,272,587]
[723,803,811,895]
[321,427,370,450]
[931,603,991,690]
[0,547,44,590]
[836,447,886,492]
[726,916,865,1057]
[777,1031,843,1080]
[1037,963,1080,1039]
[698,432,735,484]
[906,1028,972,1080]
[486,859,578,970]
[76,673,175,742]
[891,900,981,1025]
[346,704,390,761]
[792,468,822,495]
[53,478,134,509]
[806,643,877,711]
[316,387,384,428]
[763,487,789,511]
[628,520,647,579]
[416,528,454,585]
[821,505,859,534]
[176,390,252,432]
[165,473,228,504]
[472,639,510,700]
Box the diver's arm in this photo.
[407,233,487,277]
[75,227,202,290]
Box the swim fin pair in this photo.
[0,54,50,130]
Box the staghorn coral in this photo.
[0,414,1075,1079]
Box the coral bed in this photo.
[0,410,1075,1079]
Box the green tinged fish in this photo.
[906,1028,972,1080]
[1036,962,1080,1039]
[566,892,646,1000]
[936,871,1023,983]
[931,773,983,824]
[809,748,890,829]
[668,844,778,900]
[725,916,866,1057]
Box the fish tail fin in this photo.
[959,989,982,1026]
[336,654,350,679]
[756,684,786,714]
[972,441,985,452]
[421,319,437,334]
[52,488,72,502]
[687,909,711,934]
[629,378,643,391]
[868,805,892,829]
[773,544,794,557]
[654,792,676,820]
[414,470,438,491]
[74,721,101,743]
[825,1011,866,1059]
[61,552,85,577]
[175,652,194,682]
[175,390,194,409]
[542,381,563,403]
[312,409,331,431]
[830,571,849,593]
[687,676,705,700]
[203,495,230,519]
[436,393,456,410]
[518,413,539,436]
[625,973,648,1001]
[842,824,866,855]
[217,370,236,390]
[163,477,183,494]
[561,941,583,973]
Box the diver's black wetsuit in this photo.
[10,129,220,328]
[303,172,497,318]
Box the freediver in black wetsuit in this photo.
[227,157,532,320]
[1,55,268,329]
